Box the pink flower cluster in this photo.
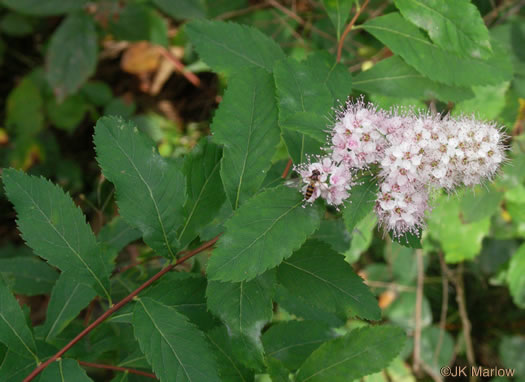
[295,99,506,236]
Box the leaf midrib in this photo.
[0,312,38,362]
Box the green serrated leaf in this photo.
[212,68,280,210]
[296,325,405,382]
[0,279,38,362]
[46,12,98,101]
[6,75,44,137]
[353,56,474,102]
[394,0,492,59]
[207,270,275,338]
[343,175,378,233]
[98,216,142,253]
[428,193,490,262]
[186,19,285,74]
[37,273,96,342]
[94,116,186,258]
[459,185,503,223]
[305,51,353,105]
[133,297,220,382]
[0,256,58,296]
[1,0,87,16]
[40,358,93,382]
[277,240,381,320]
[206,326,255,382]
[152,0,206,19]
[262,320,335,370]
[507,244,525,309]
[206,186,322,282]
[312,218,351,253]
[345,211,377,263]
[141,273,216,331]
[281,112,329,144]
[46,94,88,131]
[389,229,422,249]
[362,13,512,87]
[321,0,354,39]
[453,82,510,120]
[274,58,332,164]
[2,169,111,299]
[179,138,225,246]
[267,357,291,382]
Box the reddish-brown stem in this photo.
[78,361,157,379]
[281,159,293,179]
[159,48,201,87]
[336,0,371,63]
[23,235,221,382]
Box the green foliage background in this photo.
[0,0,524,381]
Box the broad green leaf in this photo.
[0,350,38,381]
[0,12,34,37]
[6,75,44,137]
[427,193,490,262]
[0,256,58,296]
[2,169,111,299]
[40,358,93,382]
[46,94,88,131]
[454,82,510,120]
[179,138,225,246]
[37,273,96,342]
[94,116,186,258]
[304,51,353,104]
[141,273,216,331]
[296,325,405,382]
[274,58,332,163]
[46,12,98,101]
[343,175,378,233]
[312,218,351,253]
[186,19,285,74]
[499,336,525,378]
[345,211,377,263]
[321,0,354,39]
[353,56,474,102]
[389,229,422,249]
[267,357,291,382]
[153,0,206,19]
[211,68,280,209]
[206,186,322,282]
[1,0,87,15]
[110,3,168,46]
[274,285,346,327]
[394,0,492,59]
[385,292,432,331]
[206,326,254,382]
[262,320,335,370]
[97,216,142,253]
[459,185,503,223]
[507,244,525,309]
[207,270,275,338]
[133,297,220,382]
[0,279,38,362]
[281,112,329,144]
[362,13,512,87]
[277,240,381,320]
[420,326,454,375]
[81,81,113,107]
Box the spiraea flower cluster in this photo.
[295,98,506,237]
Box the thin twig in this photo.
[336,0,371,63]
[78,361,158,379]
[435,253,450,365]
[413,249,424,374]
[281,159,293,179]
[158,48,201,87]
[23,235,221,382]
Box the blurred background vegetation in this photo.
[0,0,524,381]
